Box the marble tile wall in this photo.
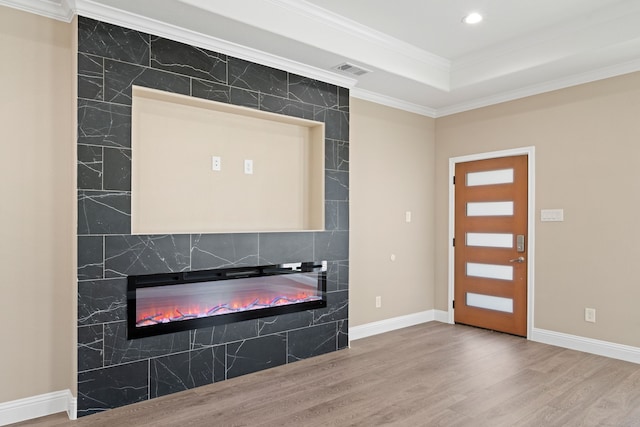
[76,17,349,416]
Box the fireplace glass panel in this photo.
[128,262,326,339]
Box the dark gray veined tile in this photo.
[338,87,350,111]
[315,231,349,262]
[78,17,150,65]
[77,360,148,417]
[103,321,190,366]
[325,200,338,231]
[192,79,230,104]
[78,53,103,100]
[289,74,338,108]
[191,320,259,348]
[313,290,348,325]
[260,94,315,120]
[103,148,131,191]
[287,322,336,362]
[325,170,349,202]
[78,190,130,235]
[104,234,190,278]
[78,235,103,280]
[325,140,349,178]
[325,139,337,171]
[78,144,102,190]
[337,201,349,231]
[338,319,349,349]
[315,107,349,141]
[104,60,190,105]
[258,232,314,264]
[229,87,260,109]
[78,278,127,326]
[74,15,350,413]
[257,311,314,336]
[150,348,214,399]
[191,233,259,270]
[78,324,104,372]
[151,37,227,83]
[228,58,287,97]
[213,345,225,382]
[324,260,338,293]
[78,100,131,148]
[337,141,349,171]
[226,334,287,379]
[337,260,349,291]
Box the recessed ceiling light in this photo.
[462,12,483,24]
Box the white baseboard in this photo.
[0,389,75,426]
[349,314,640,365]
[68,394,77,420]
[349,309,449,342]
[530,327,640,364]
[434,309,450,323]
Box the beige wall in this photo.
[0,7,75,402]
[435,72,640,347]
[350,98,436,326]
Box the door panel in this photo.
[454,155,528,337]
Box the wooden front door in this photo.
[454,155,528,336]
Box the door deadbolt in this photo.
[516,235,525,252]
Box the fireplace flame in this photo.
[136,292,319,327]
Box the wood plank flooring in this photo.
[14,322,640,426]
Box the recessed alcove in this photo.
[131,86,325,234]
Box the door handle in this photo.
[509,256,525,263]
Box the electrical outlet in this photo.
[244,159,253,174]
[585,307,596,323]
[212,156,221,171]
[375,296,382,308]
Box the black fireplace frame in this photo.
[127,262,327,339]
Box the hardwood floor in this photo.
[15,322,640,426]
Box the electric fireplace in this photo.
[127,261,327,339]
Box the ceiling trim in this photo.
[0,0,73,21]
[351,88,437,118]
[437,58,640,117]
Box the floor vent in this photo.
[332,62,371,76]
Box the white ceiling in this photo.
[7,0,640,116]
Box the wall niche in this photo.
[132,87,325,234]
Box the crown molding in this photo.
[74,0,358,89]
[436,58,640,117]
[0,0,73,21]
[351,88,437,118]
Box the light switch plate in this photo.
[244,159,253,174]
[541,209,564,222]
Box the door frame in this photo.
[447,146,536,338]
